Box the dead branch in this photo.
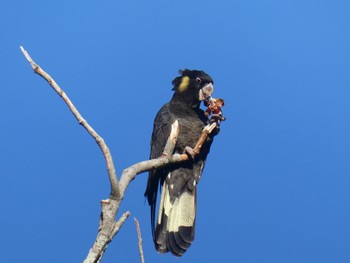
[20,46,120,199]
[134,218,145,263]
[20,46,217,263]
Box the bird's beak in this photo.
[199,83,214,101]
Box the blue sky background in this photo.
[1,0,350,262]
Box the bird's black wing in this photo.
[144,103,173,238]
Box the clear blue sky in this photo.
[1,1,350,262]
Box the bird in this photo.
[144,69,216,256]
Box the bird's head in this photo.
[171,69,214,107]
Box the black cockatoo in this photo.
[145,69,216,256]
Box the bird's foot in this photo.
[184,146,197,160]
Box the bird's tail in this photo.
[154,180,197,256]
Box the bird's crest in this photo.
[172,70,191,93]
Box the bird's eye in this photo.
[196,77,202,84]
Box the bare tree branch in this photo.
[134,218,145,263]
[20,46,218,262]
[20,46,120,199]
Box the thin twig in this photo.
[112,211,131,237]
[162,120,179,156]
[192,122,217,155]
[20,46,120,199]
[134,218,145,263]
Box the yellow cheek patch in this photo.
[178,76,190,92]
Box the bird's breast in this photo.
[175,116,205,153]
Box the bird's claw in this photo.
[185,146,196,160]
